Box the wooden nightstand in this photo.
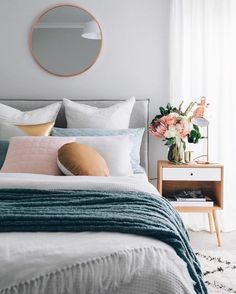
[158,160,224,246]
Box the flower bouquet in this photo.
[149,100,206,164]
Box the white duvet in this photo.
[0,173,195,294]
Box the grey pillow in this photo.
[0,140,9,168]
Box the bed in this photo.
[0,99,206,294]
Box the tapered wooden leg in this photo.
[212,210,221,247]
[208,212,214,233]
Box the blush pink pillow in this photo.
[1,136,75,175]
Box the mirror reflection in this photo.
[30,5,102,76]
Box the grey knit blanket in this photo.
[0,189,207,293]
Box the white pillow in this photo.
[63,97,135,129]
[74,135,133,176]
[0,102,61,124]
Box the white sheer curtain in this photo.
[170,0,236,231]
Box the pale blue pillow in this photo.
[52,128,145,173]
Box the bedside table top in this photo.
[158,160,223,168]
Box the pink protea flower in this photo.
[175,120,190,139]
[149,120,167,138]
[161,113,177,125]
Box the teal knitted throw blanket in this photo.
[0,189,207,294]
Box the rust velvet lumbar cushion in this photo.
[57,142,110,176]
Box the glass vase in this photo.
[168,142,184,164]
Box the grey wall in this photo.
[0,0,170,182]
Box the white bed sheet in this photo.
[0,173,195,294]
[0,172,155,193]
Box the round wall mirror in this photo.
[30,5,102,77]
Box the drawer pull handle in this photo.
[190,173,193,176]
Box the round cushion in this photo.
[57,142,110,176]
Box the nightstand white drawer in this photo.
[163,168,221,181]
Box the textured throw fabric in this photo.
[0,189,207,294]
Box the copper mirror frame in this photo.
[29,4,103,77]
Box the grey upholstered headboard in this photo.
[0,99,149,174]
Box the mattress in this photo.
[0,173,195,294]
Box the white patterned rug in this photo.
[196,251,236,293]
